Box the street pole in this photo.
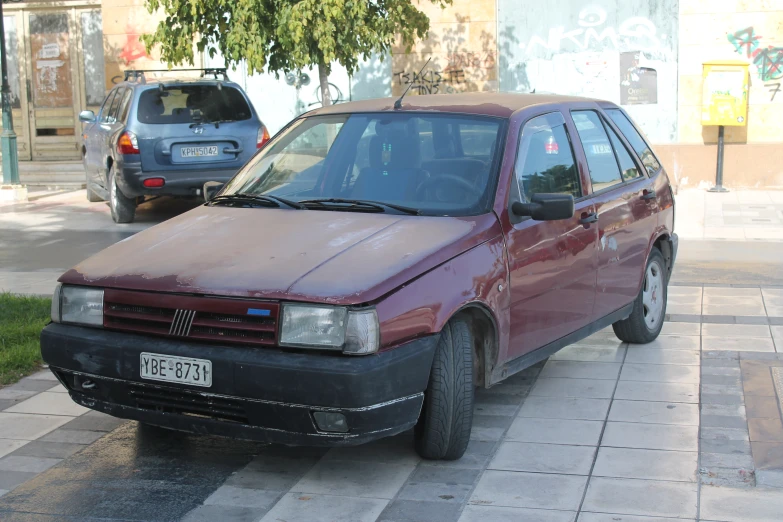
[708,125,728,193]
[0,0,20,186]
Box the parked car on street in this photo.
[44,93,677,460]
[78,68,269,223]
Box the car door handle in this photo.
[223,147,243,154]
[641,189,656,200]
[579,212,598,225]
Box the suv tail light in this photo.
[257,125,270,149]
[118,131,139,155]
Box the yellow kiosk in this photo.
[701,61,750,192]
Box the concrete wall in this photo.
[497,0,679,144]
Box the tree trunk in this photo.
[318,61,332,107]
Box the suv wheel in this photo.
[613,247,667,343]
[109,166,136,224]
[414,317,474,460]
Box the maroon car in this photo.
[42,93,676,460]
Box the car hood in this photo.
[60,206,501,304]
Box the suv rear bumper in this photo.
[40,324,436,446]
[117,163,238,198]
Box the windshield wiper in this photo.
[209,194,305,209]
[298,198,421,215]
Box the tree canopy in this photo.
[142,0,450,105]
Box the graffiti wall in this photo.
[497,0,679,143]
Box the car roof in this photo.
[121,77,241,89]
[308,92,610,119]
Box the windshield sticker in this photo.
[591,143,613,155]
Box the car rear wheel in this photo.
[612,247,667,343]
[109,166,136,224]
[414,317,474,460]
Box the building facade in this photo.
[2,0,781,188]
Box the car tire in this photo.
[612,247,667,344]
[109,166,136,224]
[414,317,474,460]
[86,182,103,202]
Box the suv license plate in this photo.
[181,146,218,158]
[140,352,212,387]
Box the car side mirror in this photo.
[203,181,224,202]
[511,193,574,221]
[78,110,95,123]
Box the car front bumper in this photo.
[40,324,436,446]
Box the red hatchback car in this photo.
[42,93,676,460]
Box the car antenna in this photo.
[394,57,431,110]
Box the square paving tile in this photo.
[488,441,595,475]
[0,455,61,473]
[0,439,28,459]
[529,378,616,399]
[601,422,698,451]
[624,348,700,365]
[260,493,388,522]
[38,429,105,444]
[608,400,699,425]
[505,417,603,446]
[637,336,701,351]
[517,396,610,421]
[293,459,414,499]
[613,381,699,403]
[182,505,266,522]
[582,477,697,519]
[7,441,85,459]
[619,363,700,384]
[0,413,71,441]
[579,514,693,522]
[702,337,776,352]
[703,301,767,317]
[460,505,576,522]
[397,482,473,504]
[702,324,772,338]
[203,485,280,509]
[549,345,626,363]
[539,361,621,380]
[592,447,698,482]
[700,484,783,522]
[659,322,701,336]
[321,433,420,466]
[379,499,463,522]
[748,418,783,442]
[470,470,587,510]
[745,396,781,418]
[4,392,89,417]
[704,287,762,298]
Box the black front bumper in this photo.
[41,324,436,446]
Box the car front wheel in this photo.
[109,166,136,224]
[414,317,474,460]
[612,247,667,343]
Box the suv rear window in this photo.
[137,85,252,125]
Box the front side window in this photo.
[572,111,623,193]
[606,108,661,175]
[513,112,581,203]
[137,85,252,125]
[220,113,504,216]
[99,90,117,123]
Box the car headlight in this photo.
[51,283,104,327]
[280,304,379,355]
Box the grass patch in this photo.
[0,293,51,386]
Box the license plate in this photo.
[140,352,212,387]
[181,145,218,158]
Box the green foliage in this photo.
[0,294,51,386]
[142,0,449,78]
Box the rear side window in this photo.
[572,111,622,193]
[514,112,581,202]
[117,89,133,123]
[605,124,641,181]
[606,109,661,175]
[137,85,252,125]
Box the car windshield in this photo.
[220,113,503,216]
[137,85,252,125]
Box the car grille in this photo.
[128,383,248,424]
[103,289,278,346]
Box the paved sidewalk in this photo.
[0,370,124,497]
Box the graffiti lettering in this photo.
[767,82,781,102]
[522,6,660,55]
[728,27,761,58]
[119,26,149,64]
[727,27,783,83]
[446,51,496,70]
[393,68,467,95]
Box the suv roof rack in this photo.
[124,68,228,83]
